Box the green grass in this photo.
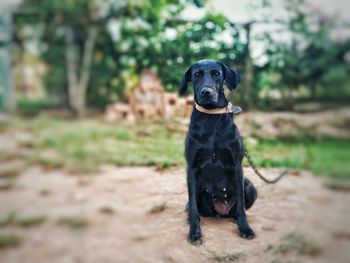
[1,116,349,180]
[0,233,21,248]
[245,139,350,180]
[211,252,244,262]
[0,212,46,227]
[0,179,15,191]
[16,215,46,227]
[4,117,185,173]
[323,178,350,191]
[57,215,88,229]
[270,259,302,263]
[0,212,17,227]
[17,98,54,116]
[266,232,320,256]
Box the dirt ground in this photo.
[0,165,349,263]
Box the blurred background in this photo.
[0,0,350,262]
[1,0,350,114]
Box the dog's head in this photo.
[179,59,240,109]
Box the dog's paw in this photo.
[188,230,203,245]
[239,227,256,239]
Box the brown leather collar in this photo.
[195,102,242,115]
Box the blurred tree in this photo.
[89,1,247,103]
[145,13,247,93]
[257,0,350,107]
[0,6,16,113]
[14,0,250,112]
[15,0,133,116]
[12,0,350,113]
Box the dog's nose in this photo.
[200,88,213,97]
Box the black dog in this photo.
[180,59,257,245]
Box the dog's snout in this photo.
[200,88,213,97]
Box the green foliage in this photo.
[17,98,54,116]
[255,0,350,106]
[13,0,350,111]
[17,0,122,106]
[15,0,249,109]
[156,13,247,92]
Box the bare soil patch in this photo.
[0,166,349,263]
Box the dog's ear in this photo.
[221,63,241,90]
[179,66,192,96]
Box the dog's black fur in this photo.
[180,59,257,245]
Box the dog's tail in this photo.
[243,146,287,184]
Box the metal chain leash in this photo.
[230,101,288,184]
[243,143,288,184]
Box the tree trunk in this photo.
[244,54,253,108]
[1,11,16,113]
[310,81,317,99]
[242,22,254,109]
[65,27,79,113]
[65,26,98,117]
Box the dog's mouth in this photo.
[200,96,218,106]
[196,91,219,107]
[213,197,235,216]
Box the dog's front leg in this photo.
[187,167,202,245]
[235,167,256,239]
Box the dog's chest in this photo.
[188,120,239,165]
[190,117,235,146]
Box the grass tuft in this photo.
[0,179,15,191]
[16,215,46,227]
[0,163,23,178]
[323,178,350,191]
[267,232,320,256]
[0,212,46,227]
[148,202,167,214]
[99,206,115,214]
[0,212,17,227]
[57,215,88,229]
[0,233,21,248]
[270,259,303,263]
[211,252,244,262]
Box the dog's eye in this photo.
[194,72,201,78]
[213,71,220,77]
